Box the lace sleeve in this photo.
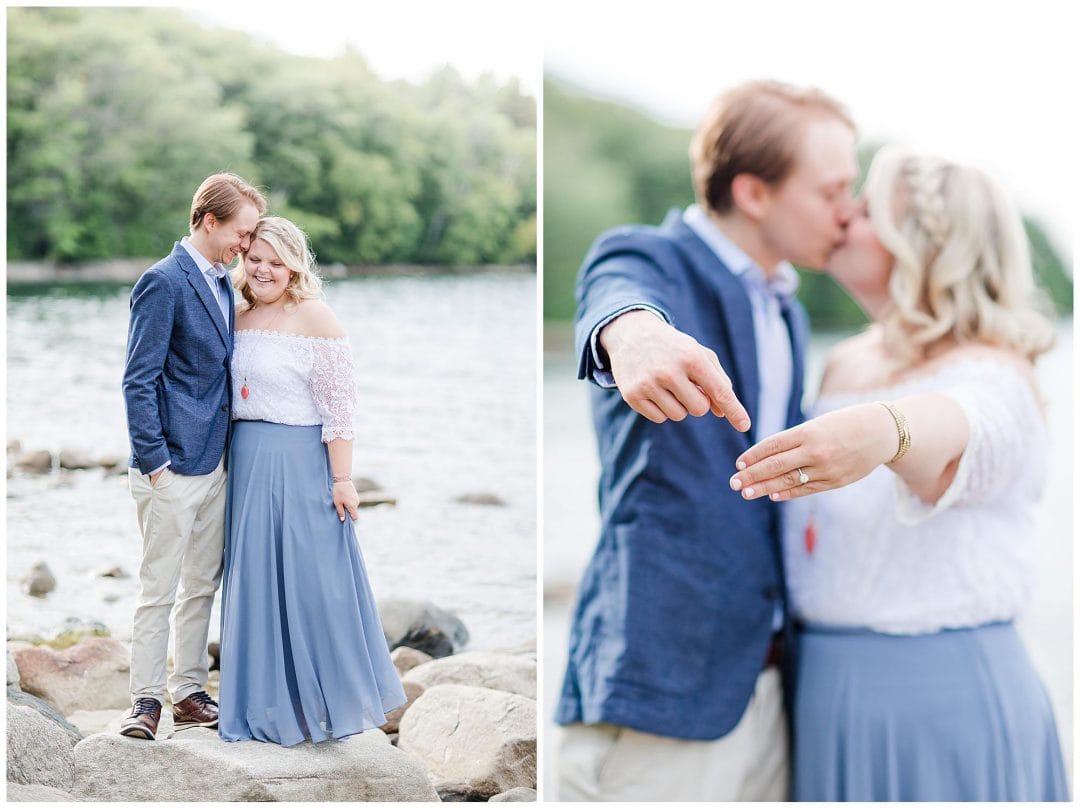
[894,360,1047,524]
[309,339,357,443]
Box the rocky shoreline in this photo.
[6,260,534,285]
[6,599,537,802]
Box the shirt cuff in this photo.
[589,305,666,387]
[147,461,170,477]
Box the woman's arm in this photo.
[728,393,969,504]
[327,438,359,521]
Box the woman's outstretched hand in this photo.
[333,481,360,521]
[729,403,898,501]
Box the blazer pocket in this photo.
[610,524,727,695]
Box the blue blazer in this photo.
[555,210,809,740]
[122,242,234,476]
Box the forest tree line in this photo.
[7,7,536,267]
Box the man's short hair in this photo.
[690,80,855,215]
[189,173,268,233]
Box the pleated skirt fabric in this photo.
[218,420,406,746]
[794,621,1069,801]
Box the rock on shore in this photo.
[7,705,80,790]
[398,684,536,800]
[403,651,536,699]
[13,637,130,715]
[6,613,538,800]
[71,727,439,802]
[6,782,77,802]
[391,646,434,676]
[379,598,470,658]
[21,562,56,598]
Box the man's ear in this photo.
[204,212,218,232]
[731,173,771,222]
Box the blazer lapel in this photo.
[665,215,760,443]
[173,243,230,350]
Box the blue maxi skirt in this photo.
[794,621,1069,801]
[218,421,406,746]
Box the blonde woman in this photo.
[729,146,1068,800]
[217,216,405,745]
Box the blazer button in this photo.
[221,404,228,412]
[763,585,780,601]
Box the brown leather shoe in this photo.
[120,698,162,740]
[173,690,219,729]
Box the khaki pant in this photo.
[128,461,226,705]
[557,666,789,801]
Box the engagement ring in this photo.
[797,468,809,485]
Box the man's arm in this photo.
[121,269,176,475]
[574,251,750,429]
[598,310,750,428]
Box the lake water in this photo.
[6,272,537,652]
[542,320,1074,796]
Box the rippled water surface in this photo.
[7,272,537,651]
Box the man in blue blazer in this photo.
[120,173,266,740]
[555,81,858,800]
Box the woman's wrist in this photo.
[875,401,912,464]
[332,473,352,483]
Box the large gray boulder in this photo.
[398,684,535,799]
[7,704,79,790]
[6,782,76,801]
[72,727,439,801]
[13,637,130,715]
[7,688,84,744]
[404,651,536,699]
[378,598,469,658]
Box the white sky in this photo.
[183,2,540,96]
[121,1,1075,260]
[544,0,1077,261]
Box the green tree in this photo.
[7,7,536,267]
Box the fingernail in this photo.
[744,486,755,498]
[770,493,780,501]
[736,460,746,470]
[730,476,743,491]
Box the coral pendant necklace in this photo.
[804,506,818,554]
[239,304,284,401]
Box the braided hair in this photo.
[864,146,1054,363]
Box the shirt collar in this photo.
[682,204,799,300]
[180,236,228,280]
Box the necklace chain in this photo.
[237,304,285,400]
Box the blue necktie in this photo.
[216,274,233,331]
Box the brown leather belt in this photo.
[764,635,783,669]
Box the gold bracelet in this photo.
[877,401,911,463]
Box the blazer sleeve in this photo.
[574,236,678,387]
[122,268,176,473]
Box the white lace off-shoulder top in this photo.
[230,330,357,443]
[782,356,1047,635]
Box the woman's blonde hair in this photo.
[865,145,1055,362]
[233,216,323,308]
